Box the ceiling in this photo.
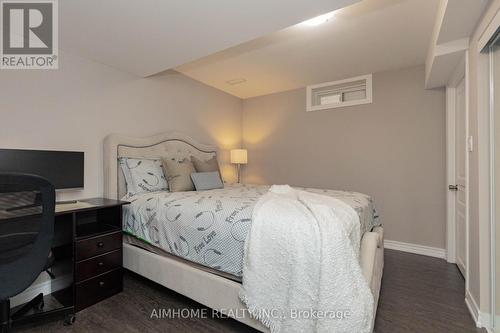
[436,0,490,44]
[59,0,359,77]
[425,0,490,88]
[175,0,441,99]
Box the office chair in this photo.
[0,173,55,333]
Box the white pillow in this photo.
[119,157,168,196]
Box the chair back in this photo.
[0,173,55,300]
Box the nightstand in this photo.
[54,198,129,314]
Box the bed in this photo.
[103,131,384,332]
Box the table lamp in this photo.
[230,149,247,183]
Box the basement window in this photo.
[306,74,372,112]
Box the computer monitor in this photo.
[0,149,84,189]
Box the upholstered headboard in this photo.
[103,132,218,199]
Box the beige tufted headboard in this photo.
[103,132,218,199]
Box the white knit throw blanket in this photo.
[239,185,374,333]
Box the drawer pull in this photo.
[98,262,104,267]
[99,281,105,287]
[97,242,104,248]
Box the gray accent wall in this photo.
[242,66,446,249]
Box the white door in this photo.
[453,77,467,277]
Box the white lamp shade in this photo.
[230,149,248,164]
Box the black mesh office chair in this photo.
[0,173,55,333]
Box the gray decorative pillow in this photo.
[119,157,168,196]
[191,172,224,191]
[191,155,223,183]
[162,157,196,192]
[191,155,219,172]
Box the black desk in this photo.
[12,198,129,327]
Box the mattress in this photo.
[123,233,242,282]
[122,184,380,278]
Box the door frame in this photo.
[489,29,500,331]
[446,54,470,291]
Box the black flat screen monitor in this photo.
[0,149,84,189]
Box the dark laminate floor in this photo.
[14,250,486,333]
[375,250,485,333]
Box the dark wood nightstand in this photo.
[54,198,129,313]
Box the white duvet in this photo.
[240,185,374,333]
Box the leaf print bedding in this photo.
[122,184,380,277]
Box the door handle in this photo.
[449,185,458,191]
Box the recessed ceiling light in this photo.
[298,12,335,27]
[226,78,247,85]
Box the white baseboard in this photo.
[466,289,481,327]
[465,289,494,330]
[477,311,499,331]
[384,239,446,259]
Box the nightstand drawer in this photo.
[76,269,122,311]
[75,249,122,282]
[75,231,121,261]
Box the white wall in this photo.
[242,66,447,249]
[466,0,500,317]
[1,51,243,306]
[0,52,243,201]
[0,55,448,249]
